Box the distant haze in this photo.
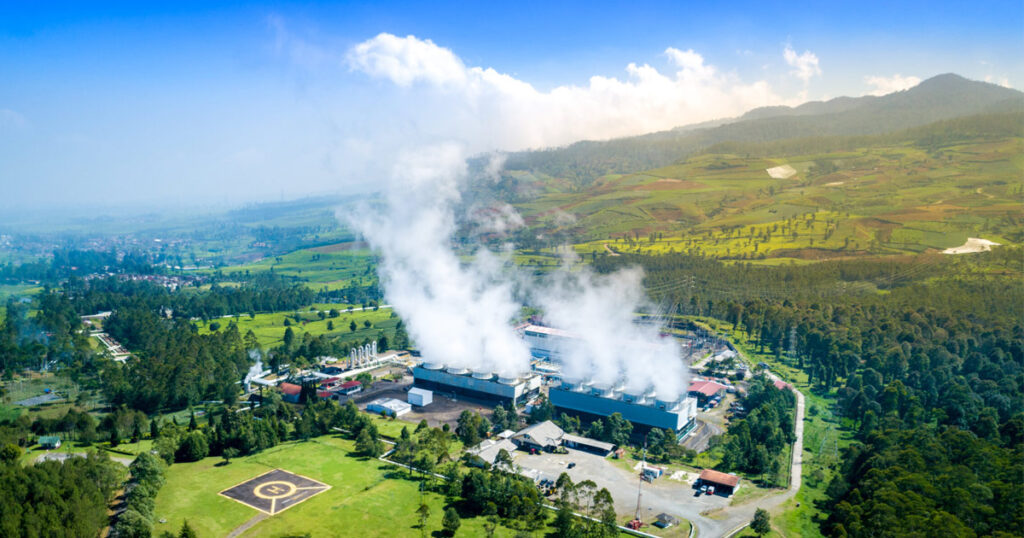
[1,3,1020,210]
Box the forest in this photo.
[596,249,1023,536]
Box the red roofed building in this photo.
[688,380,728,405]
[338,380,362,395]
[698,468,740,495]
[773,379,792,392]
[279,382,302,403]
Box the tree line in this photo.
[598,249,1023,536]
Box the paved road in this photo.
[516,366,807,537]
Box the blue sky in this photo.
[1,1,1021,210]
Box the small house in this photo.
[279,382,302,403]
[688,380,728,406]
[337,380,362,395]
[511,420,564,452]
[39,435,61,449]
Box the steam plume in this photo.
[345,144,688,399]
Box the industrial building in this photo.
[697,469,740,496]
[411,362,542,405]
[549,380,698,439]
[366,398,412,417]
[407,387,433,406]
[521,324,575,359]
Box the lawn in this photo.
[197,305,399,349]
[153,434,555,537]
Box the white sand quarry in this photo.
[766,164,797,179]
[942,237,1001,254]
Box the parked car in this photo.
[707,486,715,495]
[567,462,576,469]
[699,485,708,493]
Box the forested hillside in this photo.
[596,249,1024,536]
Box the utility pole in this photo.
[629,437,647,530]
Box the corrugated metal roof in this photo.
[279,382,302,395]
[699,468,740,487]
[562,433,614,452]
[523,325,575,338]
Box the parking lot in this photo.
[511,447,732,523]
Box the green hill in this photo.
[497,74,1024,188]
[499,113,1024,262]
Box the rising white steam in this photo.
[347,144,687,399]
[534,267,687,399]
[346,144,532,378]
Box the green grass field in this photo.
[153,434,550,537]
[197,305,398,348]
[209,247,377,291]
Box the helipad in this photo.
[219,469,330,515]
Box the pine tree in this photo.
[442,507,461,536]
[178,520,198,538]
[751,508,771,536]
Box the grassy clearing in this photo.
[197,306,398,348]
[209,247,377,290]
[0,373,86,422]
[153,434,554,537]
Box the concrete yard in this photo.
[355,381,504,431]
[512,447,732,533]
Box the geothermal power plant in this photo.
[412,323,697,438]
[411,362,543,405]
[549,379,698,438]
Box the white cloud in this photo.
[783,45,821,83]
[344,33,791,151]
[864,74,921,96]
[347,33,469,87]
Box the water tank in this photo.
[422,361,445,370]
[446,366,470,375]
[622,387,644,403]
[471,370,494,380]
[655,397,677,411]
[560,376,583,391]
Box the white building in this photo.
[366,398,412,417]
[408,387,433,407]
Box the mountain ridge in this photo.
[498,74,1024,185]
